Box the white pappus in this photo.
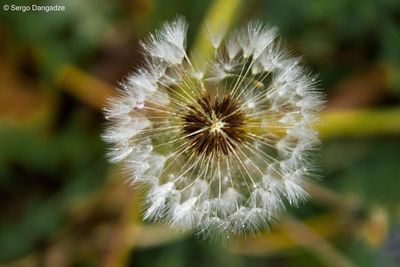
[103,16,324,238]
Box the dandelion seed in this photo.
[103,16,324,238]
[206,21,226,49]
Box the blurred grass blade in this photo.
[319,109,400,138]
[58,65,115,110]
[281,216,356,267]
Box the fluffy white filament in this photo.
[103,17,323,238]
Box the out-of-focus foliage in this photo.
[247,0,400,93]
[0,122,108,261]
[0,0,399,266]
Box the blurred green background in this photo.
[1,0,400,266]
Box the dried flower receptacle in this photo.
[181,91,247,156]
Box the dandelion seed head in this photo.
[103,16,324,238]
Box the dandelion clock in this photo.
[103,16,324,238]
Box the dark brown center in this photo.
[181,91,247,157]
